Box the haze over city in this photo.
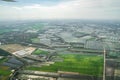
[0,0,120,20]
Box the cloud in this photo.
[12,0,104,9]
[0,0,120,20]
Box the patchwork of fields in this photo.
[26,53,103,77]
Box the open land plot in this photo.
[26,53,103,77]
[0,44,29,53]
[114,69,120,77]
[13,47,36,57]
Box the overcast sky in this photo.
[0,0,120,20]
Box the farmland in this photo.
[0,58,11,80]
[0,20,119,80]
[32,49,48,55]
[0,66,11,80]
[26,54,103,77]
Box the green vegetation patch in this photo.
[0,57,8,64]
[26,54,103,76]
[32,49,48,55]
[0,66,11,80]
[0,66,11,76]
[70,48,103,53]
[0,58,10,75]
[31,38,40,43]
[0,58,11,79]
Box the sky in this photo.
[0,0,120,20]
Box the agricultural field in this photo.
[0,57,8,63]
[0,66,11,80]
[0,58,11,80]
[26,53,103,77]
[32,49,48,55]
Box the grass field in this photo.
[0,66,11,80]
[0,58,11,80]
[0,66,11,76]
[32,49,48,55]
[26,54,103,76]
[0,57,8,63]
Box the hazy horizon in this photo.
[0,0,120,21]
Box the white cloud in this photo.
[12,0,104,9]
[12,6,22,10]
[0,0,120,20]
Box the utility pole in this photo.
[103,47,106,80]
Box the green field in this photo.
[0,66,11,80]
[32,49,48,55]
[26,54,103,76]
[0,66,11,76]
[0,58,11,80]
[0,57,8,63]
[31,38,40,43]
[69,48,103,53]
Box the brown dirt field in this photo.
[0,44,28,53]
